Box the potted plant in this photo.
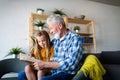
[80,15,85,20]
[5,47,25,58]
[36,8,44,14]
[52,9,66,16]
[74,25,80,33]
[34,20,45,30]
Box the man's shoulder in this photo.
[68,30,80,39]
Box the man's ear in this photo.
[57,23,62,29]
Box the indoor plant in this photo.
[52,9,66,16]
[34,20,45,30]
[36,8,44,14]
[74,25,80,32]
[5,47,25,58]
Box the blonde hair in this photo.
[34,30,51,61]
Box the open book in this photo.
[19,53,39,62]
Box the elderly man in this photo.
[18,14,82,80]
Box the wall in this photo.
[0,0,120,60]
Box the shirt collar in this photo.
[60,29,70,41]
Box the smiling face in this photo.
[49,21,62,39]
[36,35,47,48]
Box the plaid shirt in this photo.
[51,29,82,75]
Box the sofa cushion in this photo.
[101,51,120,64]
[103,64,120,80]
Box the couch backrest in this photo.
[81,51,120,65]
[101,51,120,64]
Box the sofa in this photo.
[73,51,120,80]
[0,58,28,80]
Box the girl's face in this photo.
[36,35,46,48]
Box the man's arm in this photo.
[44,61,59,69]
[33,61,60,70]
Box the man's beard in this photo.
[54,31,60,39]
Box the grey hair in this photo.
[46,14,66,27]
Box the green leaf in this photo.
[34,20,45,27]
[36,8,44,12]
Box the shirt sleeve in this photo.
[58,35,83,71]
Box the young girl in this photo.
[25,30,54,80]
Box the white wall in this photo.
[0,0,120,60]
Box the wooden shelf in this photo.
[76,32,93,36]
[31,13,49,20]
[83,43,93,46]
[68,18,91,24]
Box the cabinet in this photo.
[29,13,96,53]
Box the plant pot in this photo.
[80,15,85,20]
[37,10,44,14]
[75,30,79,33]
[13,54,19,58]
[38,26,43,30]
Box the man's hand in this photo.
[33,60,45,70]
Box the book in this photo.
[19,53,39,62]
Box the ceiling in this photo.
[89,0,120,6]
